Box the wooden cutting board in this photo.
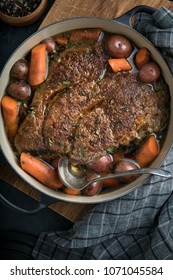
[40,0,172,26]
[0,0,172,223]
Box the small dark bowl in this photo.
[0,0,48,26]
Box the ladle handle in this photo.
[113,5,156,27]
[88,168,171,185]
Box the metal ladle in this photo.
[58,157,172,190]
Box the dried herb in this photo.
[48,138,53,147]
[58,141,64,146]
[106,146,116,154]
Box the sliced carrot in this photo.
[55,35,68,45]
[108,58,132,72]
[135,47,151,69]
[113,151,124,164]
[1,95,19,141]
[102,174,119,188]
[70,28,102,42]
[20,152,63,189]
[135,135,160,168]
[28,44,47,86]
[63,187,81,196]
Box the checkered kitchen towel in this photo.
[133,6,173,73]
[32,7,173,260]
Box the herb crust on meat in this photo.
[14,40,170,165]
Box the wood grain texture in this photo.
[40,0,171,28]
[1,0,172,223]
[0,161,93,222]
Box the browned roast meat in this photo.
[71,74,169,164]
[46,42,108,88]
[138,79,169,135]
[14,42,107,155]
[43,80,102,155]
[71,74,144,164]
[70,106,116,164]
[14,84,56,155]
[14,40,169,164]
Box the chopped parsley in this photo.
[58,141,64,146]
[48,138,53,146]
[106,146,116,155]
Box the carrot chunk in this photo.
[1,95,19,141]
[135,135,160,168]
[108,58,132,72]
[135,47,151,69]
[102,175,119,188]
[20,152,63,189]
[113,151,124,164]
[63,187,81,196]
[55,35,68,45]
[28,44,47,86]
[70,28,102,42]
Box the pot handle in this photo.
[0,188,59,215]
[114,5,156,27]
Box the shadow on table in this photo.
[0,180,73,259]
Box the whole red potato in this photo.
[87,155,113,173]
[82,181,102,196]
[138,62,161,83]
[105,35,133,58]
[115,158,140,182]
[42,37,56,53]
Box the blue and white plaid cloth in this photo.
[133,6,173,73]
[32,7,173,260]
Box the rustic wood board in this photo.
[1,0,172,223]
[40,0,172,27]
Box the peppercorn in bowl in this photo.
[0,0,47,26]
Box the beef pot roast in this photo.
[14,41,107,155]
[14,41,169,165]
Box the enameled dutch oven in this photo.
[0,5,173,214]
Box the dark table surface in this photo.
[0,0,54,72]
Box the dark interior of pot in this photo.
[0,17,173,204]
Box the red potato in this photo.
[138,62,161,83]
[51,158,60,169]
[6,80,31,101]
[82,181,102,196]
[105,35,133,58]
[10,59,29,80]
[82,173,102,196]
[42,37,56,53]
[115,158,140,182]
[87,155,113,173]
